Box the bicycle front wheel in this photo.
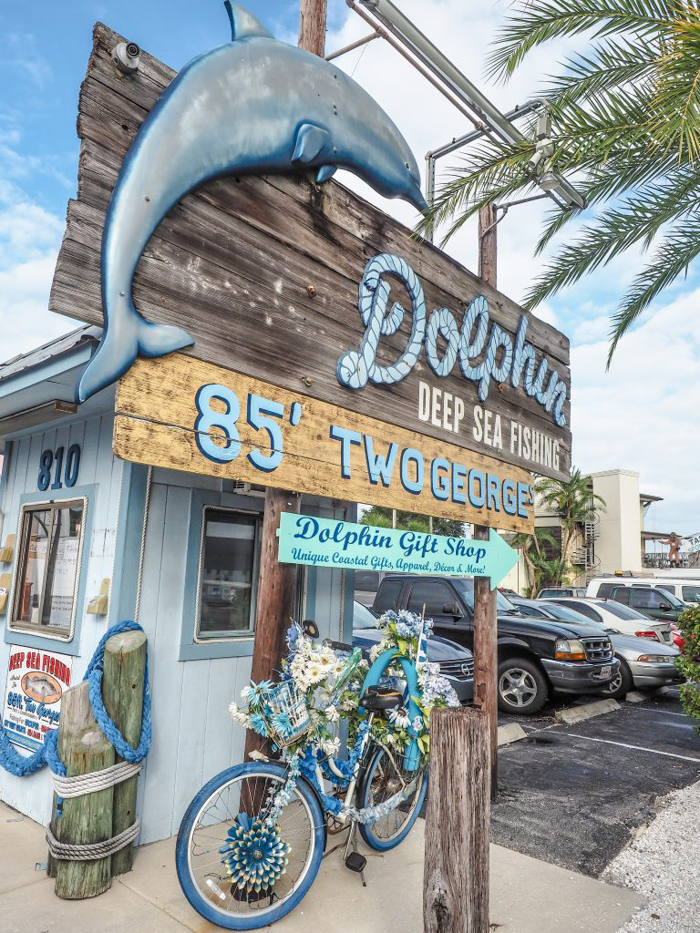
[176,762,325,930]
[357,746,428,851]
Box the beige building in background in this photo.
[502,468,678,595]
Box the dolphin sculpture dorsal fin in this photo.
[224,1,273,41]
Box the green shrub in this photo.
[676,605,700,732]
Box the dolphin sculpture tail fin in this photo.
[77,307,194,403]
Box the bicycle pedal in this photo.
[345,852,367,873]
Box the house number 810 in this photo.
[37,444,81,492]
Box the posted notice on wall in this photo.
[3,646,73,752]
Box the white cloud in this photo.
[7,32,52,89]
[572,288,700,534]
[0,182,77,363]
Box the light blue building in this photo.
[0,326,355,842]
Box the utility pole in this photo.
[245,1,329,761]
[473,203,499,799]
[299,0,327,57]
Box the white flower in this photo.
[325,704,340,723]
[369,643,383,662]
[229,702,249,727]
[388,708,411,729]
[321,736,340,756]
[248,749,269,762]
[240,685,252,703]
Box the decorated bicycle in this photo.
[175,609,458,929]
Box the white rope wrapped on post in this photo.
[50,760,143,798]
[46,821,140,861]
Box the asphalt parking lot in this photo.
[493,688,700,876]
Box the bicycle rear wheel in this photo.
[357,746,428,851]
[176,762,325,930]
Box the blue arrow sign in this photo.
[277,513,519,589]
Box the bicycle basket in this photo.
[261,680,312,747]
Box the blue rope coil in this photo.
[0,620,151,778]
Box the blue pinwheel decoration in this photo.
[220,813,291,897]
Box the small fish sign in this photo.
[3,647,73,752]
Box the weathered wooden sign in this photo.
[50,23,571,496]
[114,355,535,533]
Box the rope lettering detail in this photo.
[337,254,568,428]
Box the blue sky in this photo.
[2,0,699,543]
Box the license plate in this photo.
[599,665,611,678]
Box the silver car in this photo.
[513,598,684,699]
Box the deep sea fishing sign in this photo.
[51,5,571,515]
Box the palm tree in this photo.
[511,529,570,596]
[421,0,700,361]
[537,468,606,560]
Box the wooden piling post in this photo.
[245,488,299,761]
[298,0,327,57]
[103,629,147,876]
[424,707,490,933]
[52,681,115,899]
[474,202,500,798]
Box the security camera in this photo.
[112,41,141,75]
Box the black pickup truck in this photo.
[373,575,619,714]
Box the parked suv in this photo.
[372,576,619,714]
[609,585,687,624]
[586,576,700,604]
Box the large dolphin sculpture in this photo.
[77,1,428,402]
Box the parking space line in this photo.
[562,733,700,763]
[622,708,691,718]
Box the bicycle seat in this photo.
[359,686,403,711]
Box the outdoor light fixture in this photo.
[354,0,587,211]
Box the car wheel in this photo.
[600,659,634,700]
[497,658,548,715]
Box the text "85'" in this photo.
[194,384,302,472]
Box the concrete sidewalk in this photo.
[1,801,643,933]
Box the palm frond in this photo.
[607,213,700,362]
[526,167,700,300]
[487,0,675,82]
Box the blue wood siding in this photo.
[2,445,353,841]
[0,412,126,823]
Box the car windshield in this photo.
[600,600,659,621]
[537,602,592,625]
[453,579,518,613]
[353,602,378,629]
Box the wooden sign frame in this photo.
[114,355,535,533]
[50,23,572,505]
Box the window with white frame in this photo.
[10,500,85,639]
[197,508,260,639]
